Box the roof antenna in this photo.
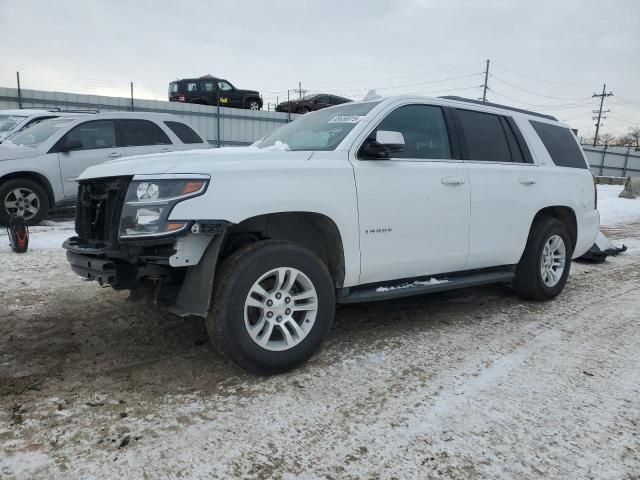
[363,89,381,101]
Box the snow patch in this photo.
[598,184,640,227]
[376,277,449,293]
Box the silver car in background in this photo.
[0,112,210,225]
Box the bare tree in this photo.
[599,133,615,145]
[629,127,640,149]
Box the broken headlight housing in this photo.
[118,175,209,240]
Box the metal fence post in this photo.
[600,146,607,175]
[623,146,631,177]
[16,71,23,109]
[216,91,221,148]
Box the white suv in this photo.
[0,112,210,225]
[63,95,599,373]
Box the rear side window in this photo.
[119,119,171,146]
[164,121,204,144]
[530,120,587,169]
[456,109,512,163]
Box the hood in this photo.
[0,144,42,161]
[78,146,314,181]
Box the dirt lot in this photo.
[1,211,639,478]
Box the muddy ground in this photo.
[0,221,638,479]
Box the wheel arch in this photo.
[0,171,56,207]
[220,211,346,288]
[529,205,577,252]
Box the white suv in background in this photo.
[0,112,210,225]
[64,95,599,373]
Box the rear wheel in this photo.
[0,178,49,226]
[513,217,572,300]
[207,240,335,374]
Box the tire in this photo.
[207,240,335,374]
[0,178,49,226]
[246,98,261,111]
[513,217,572,301]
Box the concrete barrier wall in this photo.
[0,87,299,146]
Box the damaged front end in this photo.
[63,175,229,317]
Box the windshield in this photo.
[257,101,380,151]
[7,118,76,147]
[0,114,28,133]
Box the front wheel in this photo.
[513,217,572,301]
[0,178,49,226]
[207,240,335,374]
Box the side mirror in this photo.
[360,130,405,159]
[60,139,83,152]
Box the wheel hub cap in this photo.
[244,267,318,352]
[540,235,566,287]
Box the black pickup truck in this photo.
[169,75,262,110]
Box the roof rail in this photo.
[438,96,558,121]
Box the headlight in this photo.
[119,176,209,239]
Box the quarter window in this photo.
[530,120,587,169]
[62,120,117,150]
[456,109,513,162]
[371,104,451,160]
[119,120,171,146]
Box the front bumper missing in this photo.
[63,230,227,318]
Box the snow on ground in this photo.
[597,184,640,227]
[0,185,639,479]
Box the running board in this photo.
[337,272,514,304]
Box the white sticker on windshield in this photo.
[328,115,363,124]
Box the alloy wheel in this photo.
[244,267,318,351]
[540,234,566,287]
[4,187,40,221]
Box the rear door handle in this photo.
[519,178,537,185]
[441,177,466,185]
[108,152,122,158]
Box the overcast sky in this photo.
[1,0,639,137]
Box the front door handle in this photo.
[161,147,172,153]
[108,152,122,158]
[441,177,466,185]
[519,178,537,185]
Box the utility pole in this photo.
[130,82,134,111]
[592,83,613,147]
[482,59,490,102]
[298,81,302,99]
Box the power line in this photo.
[490,62,594,88]
[310,61,485,86]
[490,74,591,101]
[489,90,594,109]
